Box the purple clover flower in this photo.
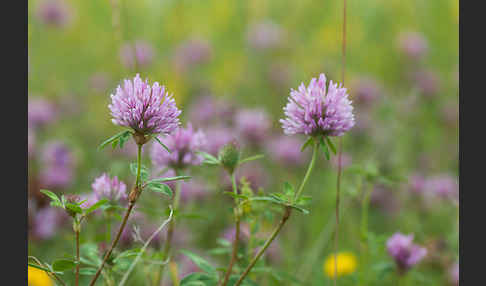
[425,174,458,202]
[109,74,181,136]
[386,232,427,274]
[91,173,127,202]
[409,173,427,195]
[350,77,383,107]
[188,95,235,127]
[151,123,207,170]
[173,38,212,73]
[235,109,271,146]
[119,40,155,69]
[32,207,68,240]
[39,141,75,189]
[397,32,429,60]
[280,74,355,137]
[35,0,72,28]
[266,136,307,166]
[247,21,284,51]
[28,97,57,129]
[203,126,235,156]
[411,69,440,97]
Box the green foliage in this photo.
[52,259,77,272]
[180,250,218,278]
[98,130,133,150]
[129,162,150,182]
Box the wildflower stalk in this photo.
[234,142,319,286]
[89,144,143,286]
[156,169,182,286]
[359,182,371,284]
[220,173,241,286]
[74,221,80,286]
[334,0,347,284]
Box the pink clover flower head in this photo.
[109,74,181,136]
[386,232,427,273]
[151,123,207,170]
[91,173,127,202]
[280,74,355,137]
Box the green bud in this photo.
[218,141,240,174]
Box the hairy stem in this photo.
[89,144,143,286]
[220,173,240,286]
[235,142,318,286]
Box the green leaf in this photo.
[40,189,61,204]
[180,250,217,277]
[113,248,142,263]
[50,201,64,208]
[129,163,149,182]
[52,259,77,272]
[238,154,264,165]
[147,176,191,184]
[84,199,109,214]
[98,130,132,150]
[146,182,173,197]
[325,137,337,154]
[196,151,221,165]
[288,204,310,215]
[283,182,294,196]
[153,136,171,153]
[65,203,83,214]
[373,262,394,280]
[180,272,217,286]
[319,137,330,160]
[300,137,314,152]
[223,191,248,200]
[118,131,132,149]
[79,268,97,275]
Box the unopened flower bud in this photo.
[218,141,240,174]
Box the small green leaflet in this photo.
[283,182,294,196]
[319,136,330,160]
[325,137,337,154]
[196,151,220,165]
[180,250,217,278]
[40,189,61,204]
[146,182,173,197]
[146,176,191,184]
[238,154,264,165]
[113,248,142,263]
[65,203,83,214]
[79,268,97,275]
[98,130,132,150]
[180,272,217,286]
[52,259,77,272]
[129,163,150,181]
[300,137,314,152]
[153,136,171,153]
[84,199,108,214]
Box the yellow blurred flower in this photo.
[28,266,53,286]
[323,252,357,278]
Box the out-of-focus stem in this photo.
[220,173,240,286]
[334,0,347,284]
[75,225,80,286]
[157,169,182,286]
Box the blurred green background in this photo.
[28,0,458,285]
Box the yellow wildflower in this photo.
[28,266,53,286]
[323,252,357,278]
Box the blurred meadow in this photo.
[28,0,459,285]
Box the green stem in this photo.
[135,145,142,187]
[75,224,80,286]
[157,168,182,286]
[294,141,319,201]
[359,182,371,285]
[220,173,240,286]
[235,142,319,286]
